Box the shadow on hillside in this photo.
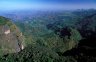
[62,31,96,62]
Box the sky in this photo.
[0,0,96,11]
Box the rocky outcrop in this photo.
[0,16,25,55]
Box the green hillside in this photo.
[0,9,96,62]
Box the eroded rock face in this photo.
[0,16,24,55]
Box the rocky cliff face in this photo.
[0,16,24,55]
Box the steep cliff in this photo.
[0,16,24,55]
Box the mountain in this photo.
[0,9,96,62]
[0,16,24,56]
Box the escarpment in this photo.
[0,16,25,55]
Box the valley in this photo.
[0,9,96,62]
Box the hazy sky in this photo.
[0,0,96,10]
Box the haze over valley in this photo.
[0,0,96,62]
